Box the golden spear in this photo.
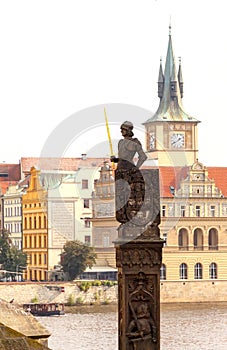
[104,107,115,169]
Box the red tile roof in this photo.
[0,163,21,181]
[1,159,227,199]
[20,157,109,176]
[142,165,189,197]
[0,164,21,195]
[0,181,18,195]
[207,167,227,197]
[158,166,227,198]
[158,166,189,197]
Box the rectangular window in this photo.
[44,236,47,248]
[160,264,166,280]
[162,205,166,217]
[84,199,90,208]
[180,205,186,217]
[195,206,200,217]
[85,235,91,245]
[85,219,90,228]
[163,233,167,247]
[24,236,27,248]
[211,205,215,217]
[103,234,110,247]
[27,254,31,264]
[82,179,88,189]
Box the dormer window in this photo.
[0,173,8,178]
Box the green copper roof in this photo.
[144,29,200,124]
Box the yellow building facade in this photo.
[22,167,48,281]
[160,161,227,285]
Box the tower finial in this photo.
[169,16,172,35]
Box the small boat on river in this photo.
[23,302,65,316]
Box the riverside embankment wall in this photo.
[0,280,226,305]
[0,282,118,305]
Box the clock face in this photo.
[150,133,155,150]
[171,133,185,148]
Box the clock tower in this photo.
[143,26,200,166]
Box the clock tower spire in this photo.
[143,26,200,166]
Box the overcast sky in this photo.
[0,0,226,166]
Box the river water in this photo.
[38,303,227,350]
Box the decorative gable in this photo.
[176,161,223,198]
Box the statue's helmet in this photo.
[120,121,134,131]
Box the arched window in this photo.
[208,228,218,250]
[160,264,166,280]
[178,228,189,250]
[34,216,37,229]
[194,263,203,279]
[179,263,188,279]
[209,262,217,279]
[193,228,203,250]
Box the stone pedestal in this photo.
[116,236,164,350]
[114,169,164,350]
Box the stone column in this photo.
[114,169,164,350]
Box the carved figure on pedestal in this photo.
[111,121,147,225]
[127,273,157,350]
[127,303,157,350]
